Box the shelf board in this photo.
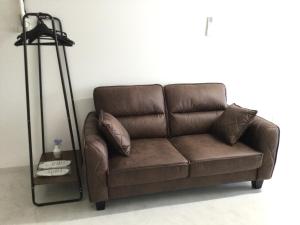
[34,150,81,186]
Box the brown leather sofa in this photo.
[82,83,280,210]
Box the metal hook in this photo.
[205,17,213,36]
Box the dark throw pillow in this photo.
[98,110,131,156]
[211,104,257,145]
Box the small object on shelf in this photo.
[36,168,70,177]
[53,139,62,159]
[34,151,80,186]
[38,160,71,170]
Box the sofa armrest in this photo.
[82,112,109,202]
[241,116,280,180]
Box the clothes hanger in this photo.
[15,19,74,46]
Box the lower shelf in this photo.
[34,150,81,186]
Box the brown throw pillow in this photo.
[98,110,131,156]
[211,104,257,145]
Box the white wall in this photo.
[0,0,299,168]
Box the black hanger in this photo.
[15,19,74,46]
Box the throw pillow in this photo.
[211,104,257,145]
[98,110,131,156]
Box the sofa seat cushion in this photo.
[108,138,189,187]
[170,134,263,177]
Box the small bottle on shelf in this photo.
[53,139,62,159]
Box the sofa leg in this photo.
[96,201,106,210]
[251,180,264,189]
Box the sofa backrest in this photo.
[93,84,167,139]
[164,83,227,136]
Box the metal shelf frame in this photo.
[20,12,83,206]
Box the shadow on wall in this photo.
[75,97,94,134]
[0,0,20,33]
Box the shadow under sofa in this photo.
[82,83,280,210]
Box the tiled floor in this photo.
[0,161,297,225]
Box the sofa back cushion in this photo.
[94,84,167,139]
[165,83,227,136]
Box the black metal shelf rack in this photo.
[17,12,83,206]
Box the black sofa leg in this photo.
[251,180,264,189]
[96,201,106,210]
